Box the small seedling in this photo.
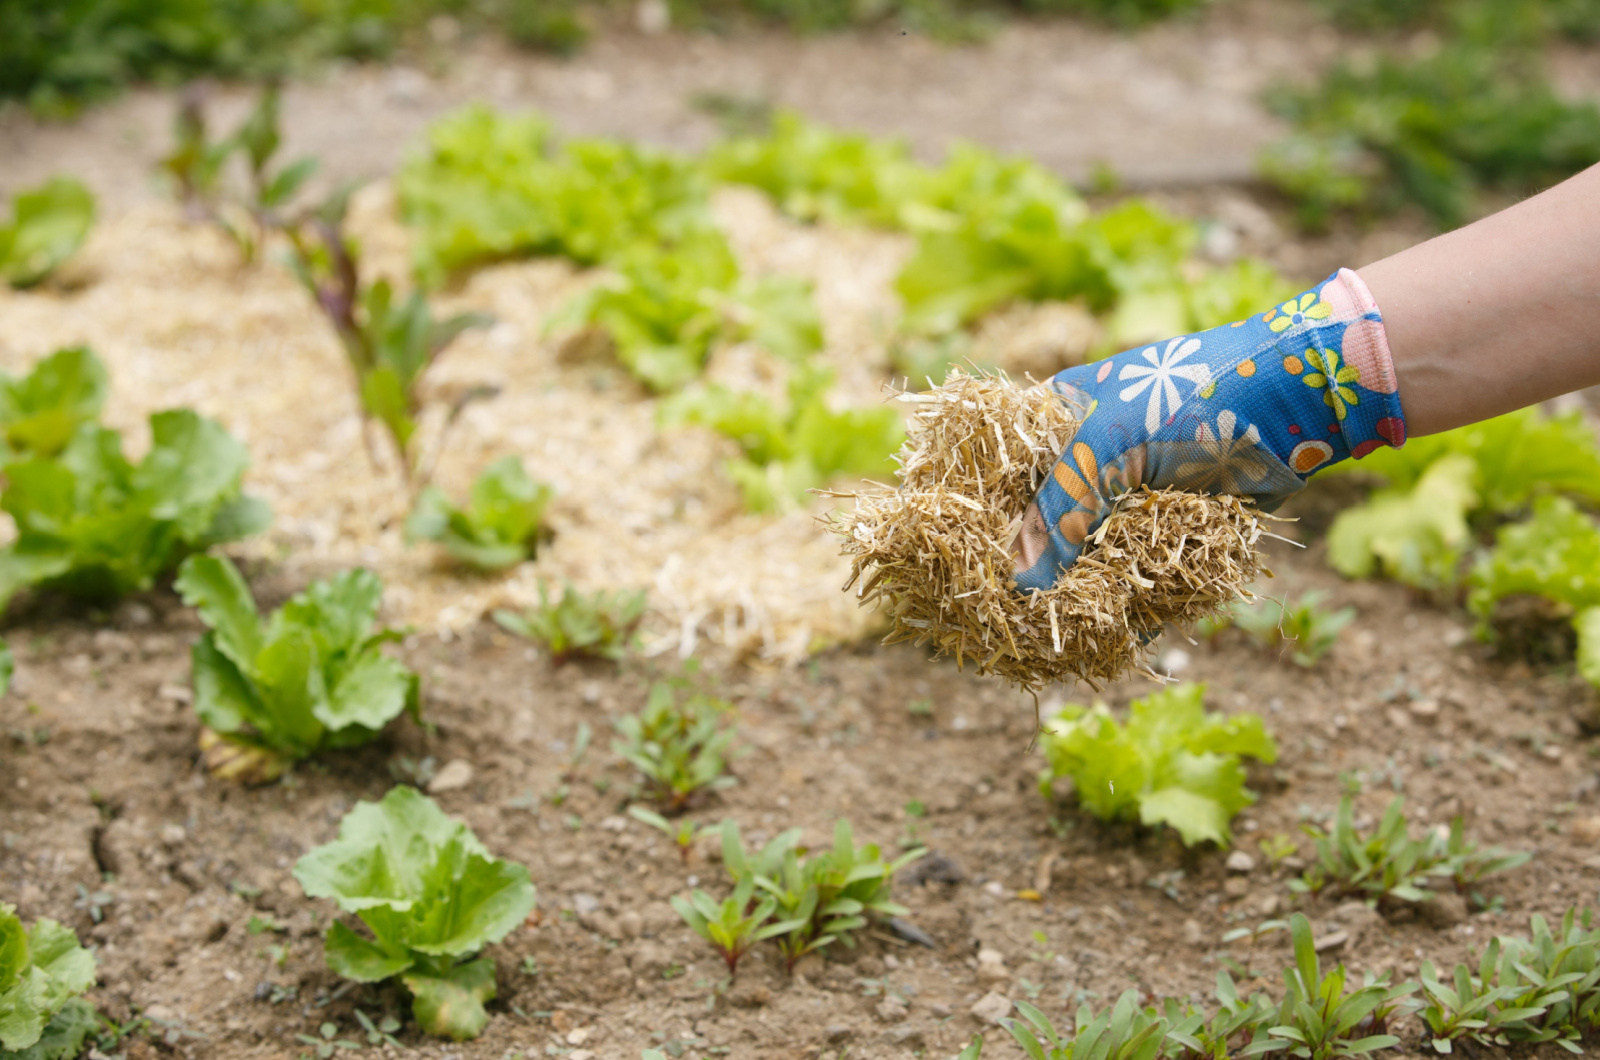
[287,188,491,495]
[669,874,797,980]
[493,580,646,664]
[294,787,536,1041]
[628,805,712,863]
[0,176,95,288]
[176,554,419,784]
[1293,796,1527,908]
[1229,591,1356,667]
[160,84,317,265]
[1265,913,1419,1059]
[405,456,553,571]
[0,902,99,1057]
[1006,990,1170,1060]
[295,1021,361,1058]
[352,1010,402,1048]
[612,677,737,811]
[1259,832,1299,867]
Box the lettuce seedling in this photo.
[1265,913,1419,1059]
[287,189,491,493]
[1229,591,1356,668]
[493,581,646,664]
[0,346,107,462]
[662,364,903,512]
[1037,683,1277,847]
[0,177,94,288]
[0,410,269,614]
[0,902,98,1059]
[406,457,553,571]
[613,679,737,810]
[292,786,536,1041]
[176,554,418,784]
[1293,796,1527,908]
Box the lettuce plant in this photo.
[0,410,269,614]
[0,903,98,1060]
[1037,683,1277,847]
[1,177,94,288]
[0,346,107,462]
[662,364,903,512]
[1326,454,1477,592]
[175,554,418,784]
[293,786,536,1041]
[405,457,553,571]
[493,581,645,664]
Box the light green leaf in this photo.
[1,178,94,289]
[318,649,415,734]
[402,957,497,1041]
[322,920,413,983]
[1327,454,1476,589]
[175,554,264,670]
[0,347,107,460]
[1578,607,1600,689]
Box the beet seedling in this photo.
[628,805,712,863]
[493,580,646,664]
[1006,991,1171,1060]
[612,677,737,810]
[287,188,491,495]
[160,84,317,265]
[669,874,799,980]
[1265,913,1419,1059]
[1229,591,1356,667]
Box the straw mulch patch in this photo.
[832,369,1272,692]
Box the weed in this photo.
[406,456,553,570]
[295,1021,361,1058]
[0,177,94,288]
[493,580,646,664]
[612,677,738,810]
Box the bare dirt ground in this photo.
[4,12,1600,1060]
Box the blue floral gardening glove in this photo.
[1013,268,1408,591]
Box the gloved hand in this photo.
[1013,267,1407,591]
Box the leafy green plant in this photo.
[175,554,419,785]
[1468,496,1600,686]
[1292,796,1527,907]
[0,409,269,614]
[1261,33,1600,230]
[613,677,737,810]
[1265,913,1419,1059]
[1326,454,1477,592]
[161,85,317,265]
[1,177,94,289]
[670,872,795,979]
[405,456,552,570]
[628,806,714,863]
[1162,973,1282,1059]
[288,189,491,493]
[1417,942,1558,1053]
[292,786,537,1041]
[0,903,98,1060]
[0,347,107,462]
[662,365,903,512]
[493,581,646,664]
[1006,990,1171,1060]
[724,818,923,972]
[1037,683,1277,847]
[1228,591,1356,668]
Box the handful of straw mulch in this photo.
[831,369,1271,692]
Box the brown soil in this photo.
[3,13,1600,1060]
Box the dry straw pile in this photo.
[832,369,1271,691]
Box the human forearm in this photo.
[1359,162,1600,438]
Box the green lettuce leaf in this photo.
[0,178,94,289]
[0,347,107,461]
[1326,453,1476,589]
[0,905,95,1054]
[293,787,536,1041]
[176,555,416,769]
[1579,607,1600,688]
[1038,683,1276,847]
[1468,496,1600,620]
[405,457,553,571]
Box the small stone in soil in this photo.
[826,1025,853,1043]
[970,992,1012,1025]
[1313,930,1349,953]
[876,996,909,1023]
[887,917,936,948]
[426,759,474,793]
[1224,851,1256,875]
